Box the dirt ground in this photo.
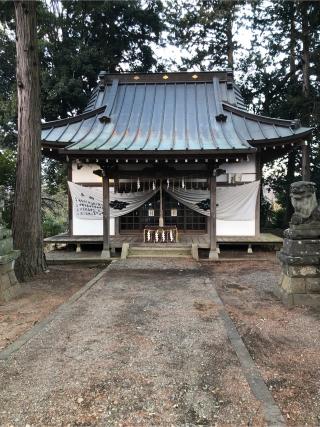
[0,264,104,351]
[0,259,267,426]
[0,256,319,426]
[204,256,320,426]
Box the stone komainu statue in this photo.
[277,180,320,308]
[290,181,320,225]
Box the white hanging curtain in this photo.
[165,180,260,221]
[68,182,158,219]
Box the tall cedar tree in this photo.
[13,1,45,280]
[240,0,319,227]
[166,0,243,70]
[0,0,163,203]
[1,1,164,196]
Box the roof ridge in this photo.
[41,106,106,130]
[222,102,312,128]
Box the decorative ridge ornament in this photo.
[215,113,227,122]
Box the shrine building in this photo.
[41,70,313,259]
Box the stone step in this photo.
[128,254,192,258]
[128,246,191,258]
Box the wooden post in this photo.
[302,140,311,181]
[159,179,164,227]
[114,178,120,235]
[209,170,219,260]
[255,152,261,237]
[67,163,73,236]
[101,170,111,259]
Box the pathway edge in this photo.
[205,278,286,427]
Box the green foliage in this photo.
[42,190,68,238]
[42,159,67,195]
[42,213,67,238]
[38,0,165,120]
[239,1,320,229]
[0,0,165,208]
[0,148,15,190]
[0,148,15,226]
[165,0,246,70]
[0,27,16,149]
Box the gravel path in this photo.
[0,259,268,426]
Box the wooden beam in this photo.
[96,169,211,179]
[101,172,111,259]
[209,171,219,260]
[302,140,311,181]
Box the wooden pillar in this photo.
[302,140,311,181]
[255,152,262,237]
[67,162,73,236]
[209,171,219,260]
[114,178,120,235]
[101,171,111,259]
[159,179,164,227]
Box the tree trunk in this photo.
[226,2,234,69]
[289,3,296,83]
[283,151,295,227]
[300,1,310,98]
[299,1,311,180]
[284,3,297,227]
[13,1,46,281]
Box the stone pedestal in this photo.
[0,227,21,303]
[277,228,320,307]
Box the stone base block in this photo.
[276,287,320,308]
[282,264,320,278]
[277,272,320,308]
[209,249,219,261]
[0,259,21,303]
[101,249,111,259]
[191,243,199,261]
[277,237,320,265]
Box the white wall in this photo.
[217,155,256,183]
[72,216,114,236]
[72,162,102,183]
[217,220,255,236]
